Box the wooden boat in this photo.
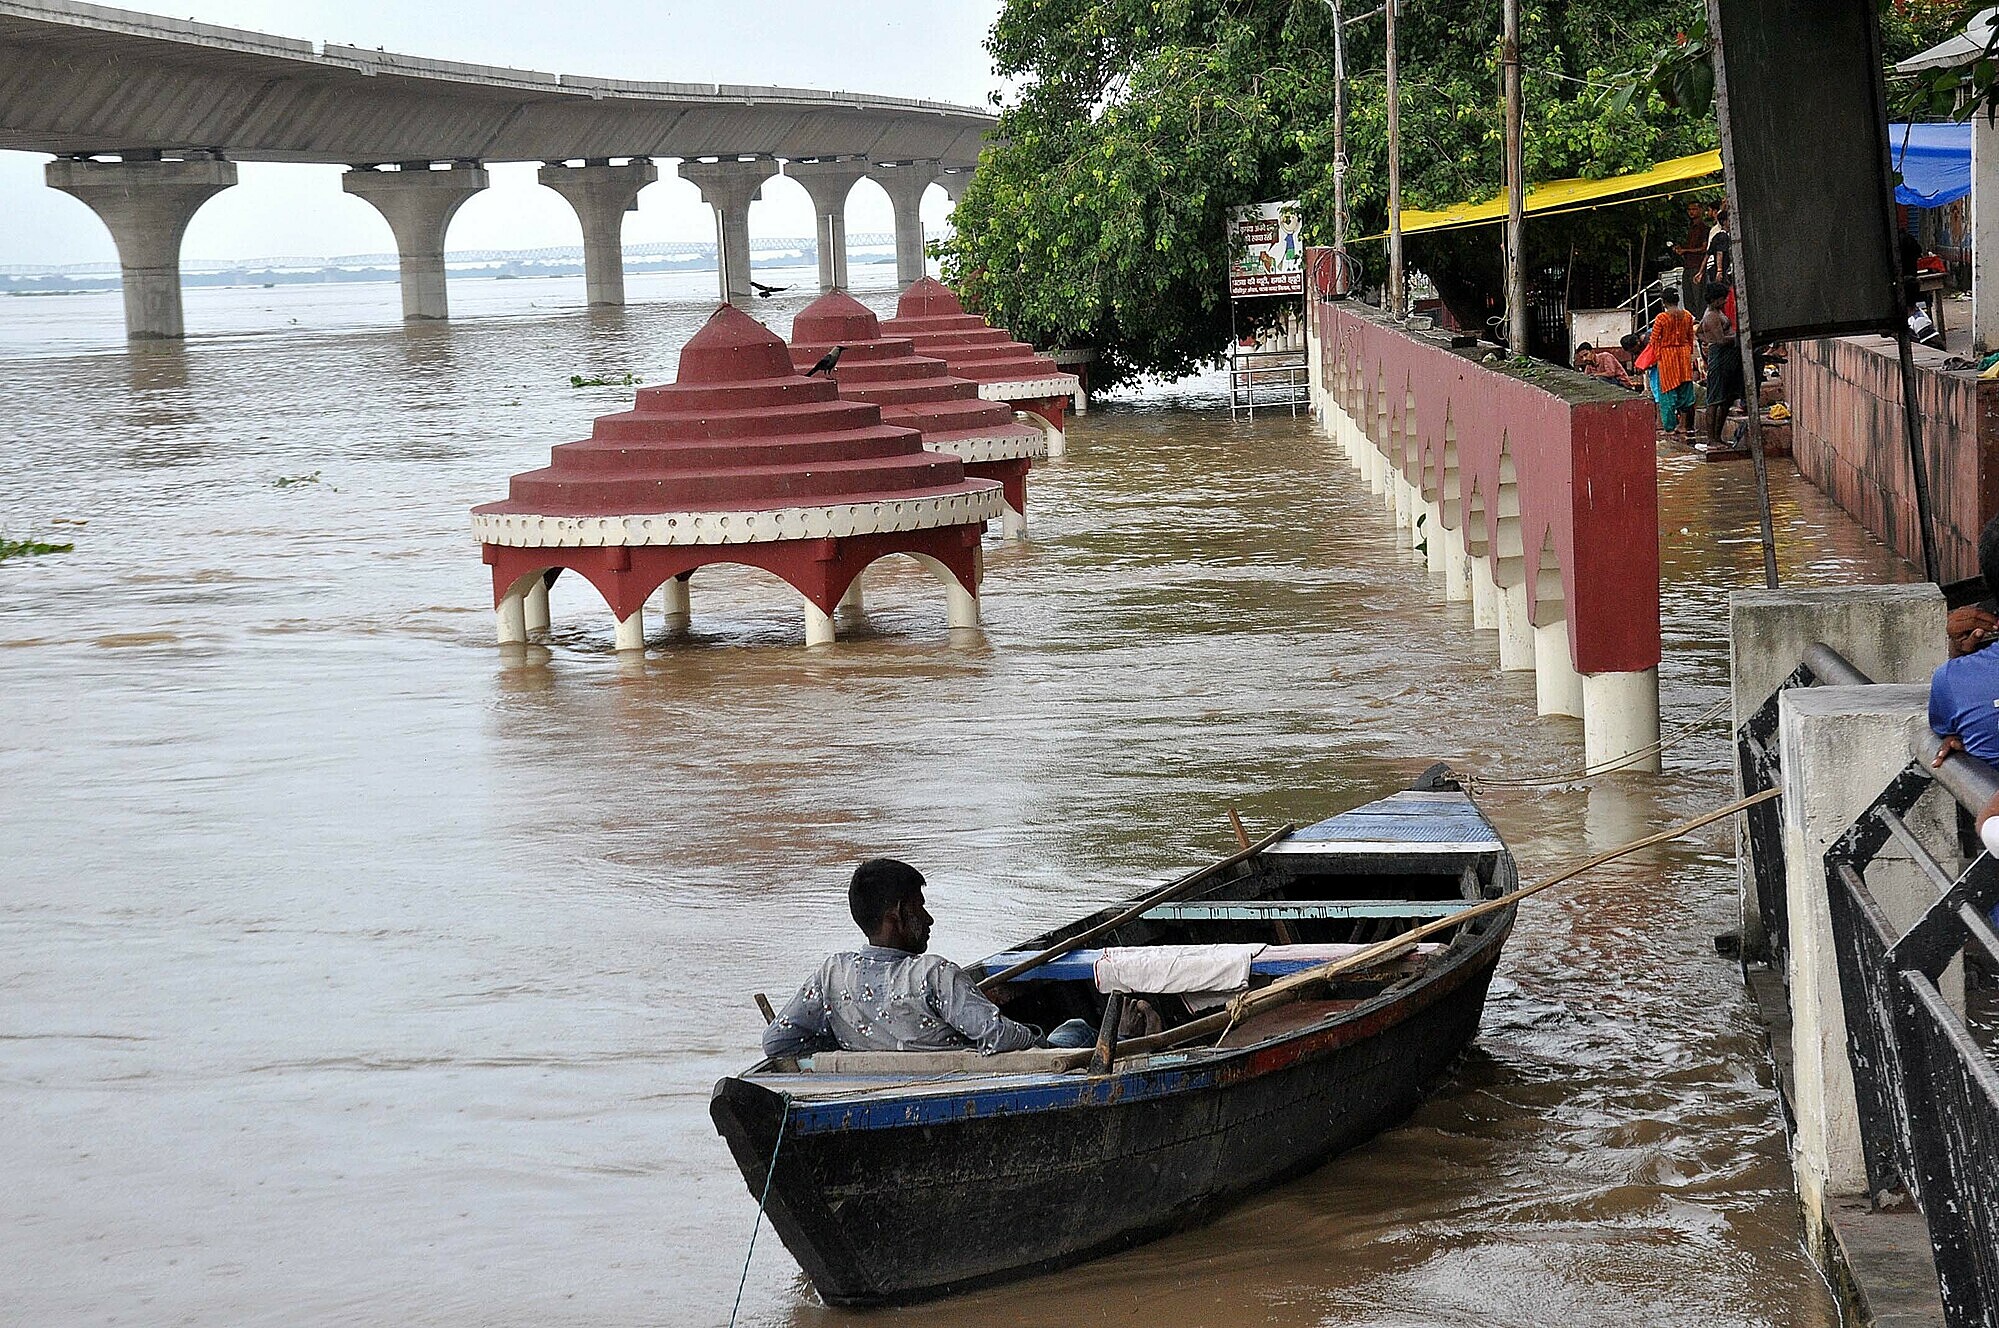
[710,778,1516,1306]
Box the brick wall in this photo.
[1789,335,1999,582]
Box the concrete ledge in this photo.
[1743,967,1944,1328]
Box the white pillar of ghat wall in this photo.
[678,157,781,307]
[783,158,869,293]
[1776,685,1962,1252]
[1582,669,1661,772]
[660,576,691,619]
[46,155,238,340]
[1532,618,1585,719]
[1470,554,1498,629]
[342,162,490,320]
[1976,113,1999,354]
[866,160,941,287]
[538,158,658,307]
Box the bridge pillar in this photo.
[538,159,657,306]
[935,167,974,206]
[782,159,868,292]
[678,157,780,306]
[342,163,489,321]
[867,161,940,287]
[46,155,237,340]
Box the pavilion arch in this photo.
[840,549,980,631]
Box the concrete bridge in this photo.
[0,1,991,337]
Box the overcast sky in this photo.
[2,1,1005,265]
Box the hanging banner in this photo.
[1708,0,1900,342]
[1227,201,1304,299]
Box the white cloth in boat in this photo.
[1093,943,1444,1008]
[1092,945,1262,1000]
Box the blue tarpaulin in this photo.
[1891,122,1973,208]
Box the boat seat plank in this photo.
[1143,900,1471,921]
[1278,791,1502,855]
[980,941,1445,984]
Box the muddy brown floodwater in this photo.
[1,270,1911,1326]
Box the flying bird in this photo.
[749,280,791,299]
[805,345,846,378]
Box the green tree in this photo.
[945,0,1713,389]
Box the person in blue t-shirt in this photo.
[1929,518,1999,890]
[1930,516,1999,768]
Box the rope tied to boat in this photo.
[1461,697,1731,791]
[727,1091,792,1328]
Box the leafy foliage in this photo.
[944,0,1714,387]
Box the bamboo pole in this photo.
[976,823,1297,992]
[1116,788,1780,1058]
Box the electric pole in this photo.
[1386,0,1405,319]
[1503,0,1527,354]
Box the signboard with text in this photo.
[1227,201,1304,299]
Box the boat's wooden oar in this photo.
[976,822,1297,992]
[1116,788,1780,1058]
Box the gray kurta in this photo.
[762,945,1040,1058]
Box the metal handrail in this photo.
[1823,730,1999,1328]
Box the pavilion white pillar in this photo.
[804,600,837,646]
[614,606,646,652]
[524,578,551,634]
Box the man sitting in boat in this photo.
[762,859,1095,1058]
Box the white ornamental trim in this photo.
[974,375,1080,402]
[922,428,1049,463]
[472,484,1005,549]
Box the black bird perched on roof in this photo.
[750,280,790,298]
[804,345,846,378]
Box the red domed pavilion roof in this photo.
[878,279,1078,399]
[473,305,1001,544]
[787,291,1045,463]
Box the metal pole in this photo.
[1332,0,1348,271]
[1737,312,1782,589]
[1385,0,1405,319]
[1895,324,1944,584]
[1503,0,1527,354]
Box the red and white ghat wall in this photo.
[1305,265,1664,770]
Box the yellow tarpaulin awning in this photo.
[1359,149,1723,241]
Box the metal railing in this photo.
[1735,643,1872,964]
[1823,731,1999,1328]
[1227,348,1309,417]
